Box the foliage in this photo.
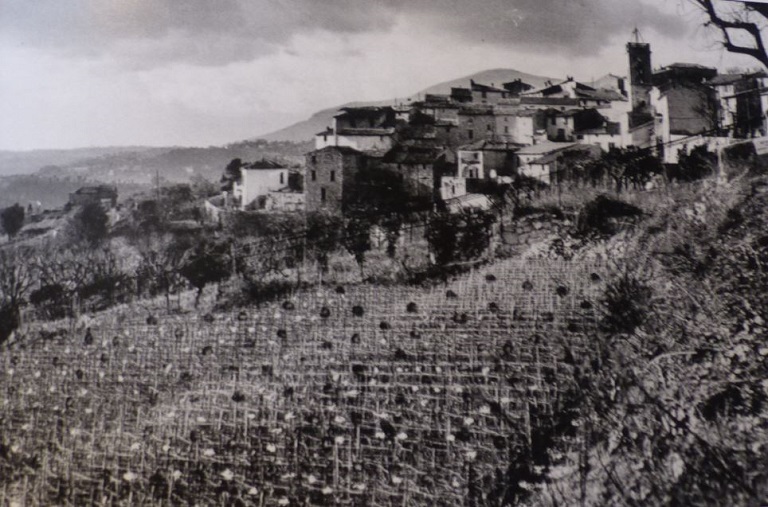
[220,158,242,193]
[674,145,717,182]
[427,208,497,266]
[575,194,643,237]
[0,248,34,343]
[305,211,343,269]
[343,216,372,275]
[178,239,232,306]
[1,203,25,238]
[72,201,110,246]
[600,270,654,334]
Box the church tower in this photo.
[627,28,653,111]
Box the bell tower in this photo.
[627,28,653,111]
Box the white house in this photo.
[234,160,290,210]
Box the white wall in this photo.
[240,169,288,209]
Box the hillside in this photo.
[260,68,558,142]
[0,139,313,209]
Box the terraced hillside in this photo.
[1,258,604,505]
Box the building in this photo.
[69,185,118,209]
[650,82,719,163]
[469,80,511,104]
[265,188,305,212]
[627,40,654,113]
[516,142,579,184]
[305,146,367,214]
[234,160,290,210]
[315,107,398,153]
[709,72,768,138]
[457,139,523,180]
[502,79,535,97]
[494,107,543,145]
[381,144,439,200]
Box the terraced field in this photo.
[1,258,606,505]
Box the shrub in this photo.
[575,195,643,237]
[600,271,654,334]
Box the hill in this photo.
[259,68,558,142]
[0,139,313,209]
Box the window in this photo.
[468,129,474,140]
[482,91,487,99]
[311,155,317,164]
[550,117,556,126]
[487,124,492,131]
[330,170,335,182]
[311,170,317,182]
[504,126,509,134]
[321,187,326,202]
[280,172,284,185]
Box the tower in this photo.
[627,28,653,111]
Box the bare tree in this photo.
[691,0,768,67]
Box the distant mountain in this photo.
[0,146,163,177]
[0,139,313,209]
[259,68,559,143]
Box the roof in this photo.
[666,62,717,70]
[73,185,117,196]
[470,80,507,93]
[530,144,601,166]
[520,97,581,106]
[382,145,440,165]
[458,139,525,152]
[309,146,362,155]
[336,127,396,136]
[516,142,577,156]
[243,159,286,170]
[575,88,627,102]
[707,74,744,86]
[335,106,394,118]
[444,193,495,212]
[458,105,495,115]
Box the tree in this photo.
[220,158,243,192]
[343,216,372,278]
[0,248,35,344]
[1,203,25,239]
[73,202,109,246]
[692,0,768,67]
[178,239,232,306]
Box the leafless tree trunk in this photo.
[691,0,768,67]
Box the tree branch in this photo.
[692,0,768,68]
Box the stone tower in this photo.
[627,29,653,111]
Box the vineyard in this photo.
[1,257,606,505]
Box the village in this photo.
[202,34,768,219]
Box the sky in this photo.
[0,0,761,150]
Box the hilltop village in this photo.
[210,37,768,216]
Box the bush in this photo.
[575,195,643,237]
[600,271,653,334]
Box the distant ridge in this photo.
[259,68,559,143]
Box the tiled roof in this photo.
[244,159,285,170]
[336,127,396,136]
[516,142,577,156]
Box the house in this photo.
[457,139,523,180]
[653,63,718,87]
[457,105,497,146]
[233,160,290,210]
[69,185,118,209]
[315,107,398,153]
[516,142,579,184]
[708,72,768,138]
[305,146,368,214]
[545,108,606,142]
[469,80,511,104]
[381,144,439,200]
[502,79,535,97]
[650,82,719,163]
[494,107,544,145]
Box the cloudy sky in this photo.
[0,0,759,150]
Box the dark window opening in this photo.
[330,170,335,182]
[468,129,474,140]
[311,170,317,181]
[321,187,326,202]
[280,172,284,185]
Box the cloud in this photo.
[1,0,684,69]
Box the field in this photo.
[1,257,605,506]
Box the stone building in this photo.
[305,146,367,214]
